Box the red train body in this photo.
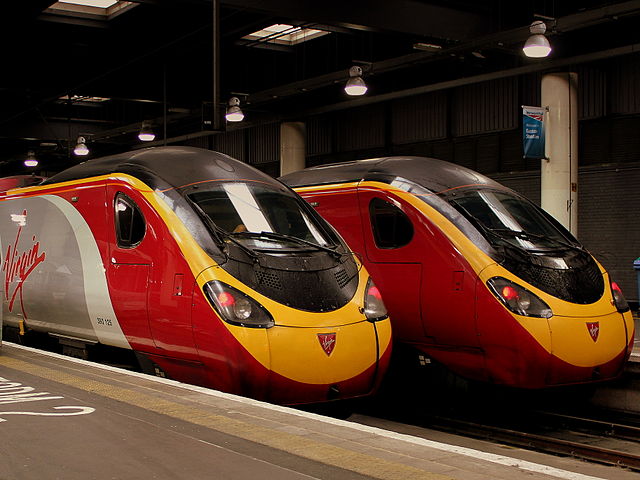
[281,157,634,389]
[0,147,391,404]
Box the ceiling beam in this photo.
[297,41,640,117]
[219,0,491,39]
[245,1,640,106]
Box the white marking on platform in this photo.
[4,343,605,480]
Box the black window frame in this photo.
[369,197,414,249]
[114,192,146,248]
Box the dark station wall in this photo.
[205,53,640,301]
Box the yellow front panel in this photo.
[195,251,387,384]
[478,264,630,366]
[267,321,380,384]
[548,311,631,366]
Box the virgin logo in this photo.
[317,333,336,356]
[586,322,600,342]
[2,210,46,319]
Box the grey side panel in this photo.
[0,195,129,348]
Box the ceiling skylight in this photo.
[48,1,135,19]
[59,0,119,7]
[58,94,111,104]
[242,24,330,46]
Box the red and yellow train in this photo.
[0,146,391,404]
[281,156,634,389]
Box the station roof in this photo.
[2,1,640,173]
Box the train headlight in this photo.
[204,281,275,328]
[610,281,630,313]
[364,277,388,322]
[487,277,552,318]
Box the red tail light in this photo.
[501,285,518,300]
[487,277,552,318]
[364,277,387,322]
[217,292,236,307]
[611,281,630,313]
[204,281,274,328]
[367,284,382,300]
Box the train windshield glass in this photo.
[188,182,332,250]
[448,189,576,251]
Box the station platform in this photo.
[1,343,638,480]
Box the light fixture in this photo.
[24,151,38,167]
[413,43,442,52]
[344,66,368,96]
[138,121,156,141]
[225,97,244,122]
[73,136,89,156]
[523,20,552,58]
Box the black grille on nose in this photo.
[334,268,350,289]
[255,270,283,290]
[503,252,604,304]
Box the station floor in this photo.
[1,342,638,480]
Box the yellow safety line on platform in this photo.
[0,355,453,480]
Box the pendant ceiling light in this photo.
[523,20,552,58]
[138,121,156,141]
[225,97,244,122]
[344,65,368,96]
[73,136,89,156]
[24,150,38,167]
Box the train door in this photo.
[107,186,197,360]
[106,188,153,349]
[356,188,424,341]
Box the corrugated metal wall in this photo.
[453,77,518,136]
[579,166,640,300]
[307,116,333,156]
[247,123,279,165]
[494,166,640,302]
[214,129,245,162]
[182,135,211,149]
[579,65,606,120]
[391,91,447,144]
[336,104,386,152]
[610,54,640,115]
[610,117,640,163]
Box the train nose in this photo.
[264,320,391,405]
[544,311,632,385]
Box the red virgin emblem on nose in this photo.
[586,322,599,342]
[317,333,336,356]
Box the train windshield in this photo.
[188,182,333,251]
[448,189,577,252]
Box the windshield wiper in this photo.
[232,231,343,258]
[488,228,585,252]
[187,201,260,262]
[489,229,546,240]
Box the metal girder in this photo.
[245,1,640,107]
[555,0,640,32]
[219,0,491,39]
[297,42,640,117]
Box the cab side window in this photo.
[369,197,413,249]
[115,193,146,248]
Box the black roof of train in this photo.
[42,146,281,192]
[280,156,504,194]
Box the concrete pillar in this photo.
[541,72,579,236]
[280,122,306,176]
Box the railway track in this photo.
[421,410,640,471]
[350,398,640,472]
[347,364,640,474]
